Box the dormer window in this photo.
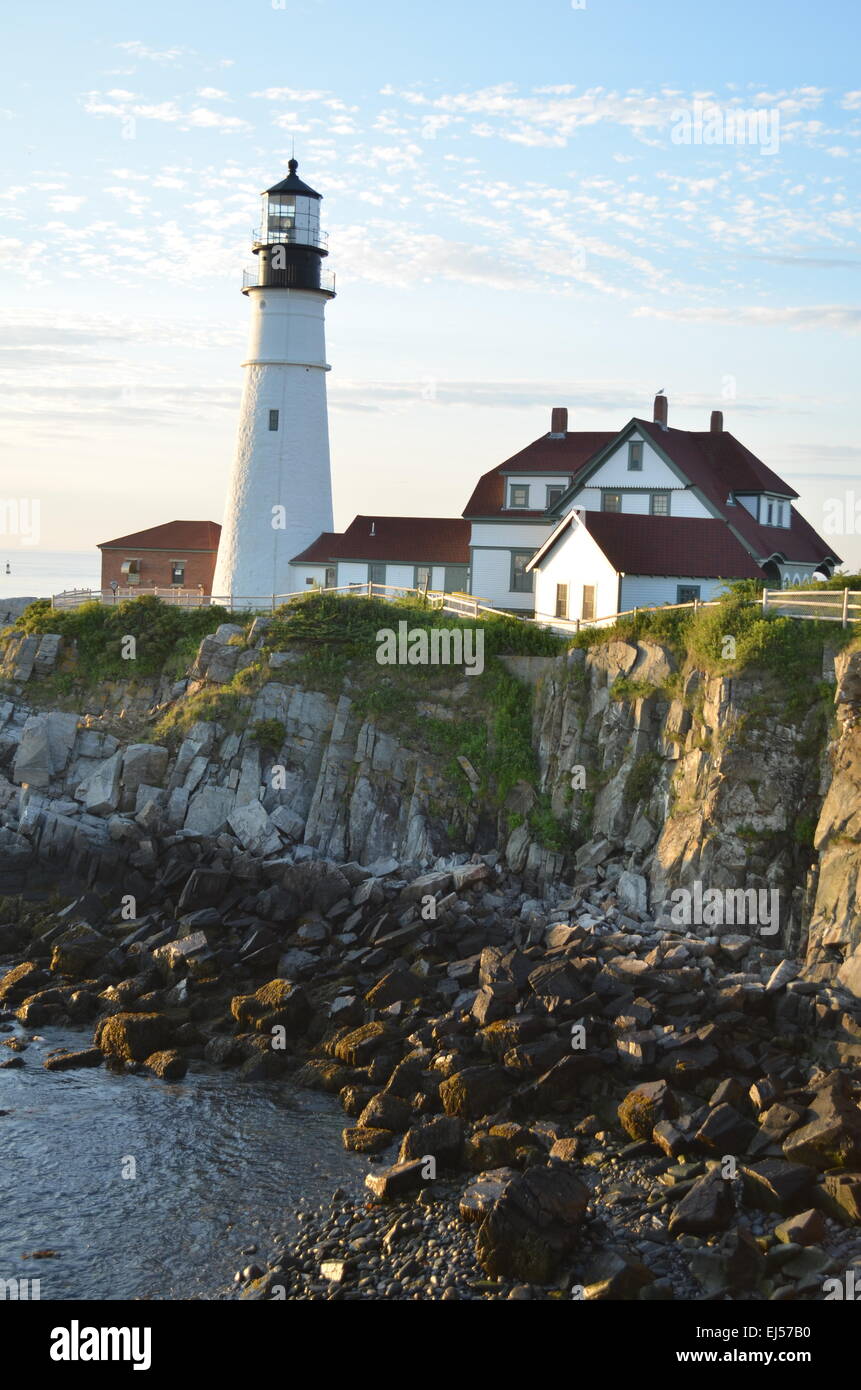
[509,484,530,509]
[546,485,565,509]
[628,441,643,471]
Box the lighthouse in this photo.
[212,161,336,602]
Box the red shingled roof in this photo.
[463,431,616,518]
[293,517,470,566]
[634,421,839,567]
[576,512,765,579]
[99,520,221,551]
[291,531,342,564]
[334,516,470,564]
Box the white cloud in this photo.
[634,303,861,332]
[115,40,185,64]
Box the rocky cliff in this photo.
[0,610,859,1001]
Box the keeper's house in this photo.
[491,395,838,620]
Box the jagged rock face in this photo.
[532,641,828,957]
[0,636,473,892]
[2,621,861,999]
[804,649,861,999]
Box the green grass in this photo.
[7,595,231,683]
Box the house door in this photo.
[324,566,336,589]
[555,584,568,619]
[444,565,468,592]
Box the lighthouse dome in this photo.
[265,159,322,200]
[256,159,325,252]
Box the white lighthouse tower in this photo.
[212,160,335,602]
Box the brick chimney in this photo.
[653,393,668,429]
[710,410,723,433]
[550,407,568,438]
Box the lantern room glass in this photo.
[259,192,321,248]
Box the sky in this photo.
[2,0,860,567]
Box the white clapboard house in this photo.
[524,395,838,623]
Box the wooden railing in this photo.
[50,583,861,631]
[761,588,861,628]
[50,582,496,617]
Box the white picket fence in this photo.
[50,581,498,619]
[50,582,861,632]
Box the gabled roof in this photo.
[98,520,221,551]
[531,510,764,580]
[633,420,839,567]
[636,419,798,499]
[293,517,470,566]
[463,431,616,518]
[551,418,839,569]
[265,159,322,200]
[291,532,342,564]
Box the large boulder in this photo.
[230,979,311,1036]
[228,800,281,856]
[145,1050,188,1080]
[12,711,78,787]
[184,785,235,835]
[50,924,110,977]
[80,750,123,816]
[95,1012,175,1063]
[618,1079,678,1141]
[121,745,169,809]
[398,1115,465,1168]
[440,1066,511,1120]
[0,961,49,1004]
[668,1169,735,1236]
[782,1086,861,1170]
[475,1164,589,1281]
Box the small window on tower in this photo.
[269,410,280,431]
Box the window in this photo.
[546,485,566,510]
[581,585,596,621]
[269,409,280,431]
[170,560,186,586]
[602,491,622,513]
[509,484,530,509]
[510,551,534,593]
[415,564,432,591]
[650,492,670,516]
[120,558,141,586]
[677,585,701,604]
[628,441,644,471]
[766,500,774,525]
[776,502,785,527]
[369,562,386,586]
[555,584,568,619]
[324,566,336,589]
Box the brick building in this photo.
[98,520,221,594]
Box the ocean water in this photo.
[0,551,100,602]
[0,1019,369,1300]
